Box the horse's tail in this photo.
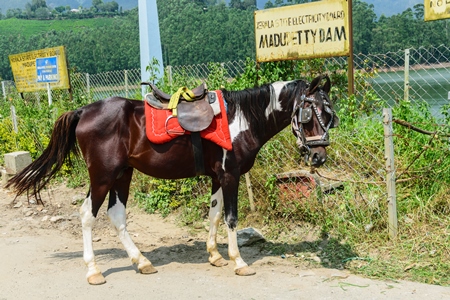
[5,110,82,199]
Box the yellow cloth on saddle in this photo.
[168,86,196,116]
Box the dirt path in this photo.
[0,185,449,300]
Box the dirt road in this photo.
[1,185,449,300]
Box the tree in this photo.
[35,7,50,19]
[229,0,242,9]
[92,0,103,12]
[264,0,274,9]
[54,6,66,13]
[30,0,47,11]
[352,0,376,54]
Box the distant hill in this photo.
[0,0,138,12]
[0,0,424,18]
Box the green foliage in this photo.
[0,1,449,81]
[337,67,384,125]
[145,57,162,84]
[0,17,117,38]
[0,89,91,181]
[132,173,210,219]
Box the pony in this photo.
[6,75,338,284]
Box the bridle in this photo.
[291,90,337,157]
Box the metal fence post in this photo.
[404,49,410,101]
[1,81,6,101]
[125,70,129,98]
[11,105,18,133]
[245,173,255,212]
[167,66,172,86]
[86,73,90,96]
[383,108,398,239]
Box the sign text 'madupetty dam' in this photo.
[254,0,350,62]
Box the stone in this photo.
[4,151,32,175]
[237,227,265,247]
[50,216,64,223]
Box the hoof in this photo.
[139,264,158,274]
[87,272,106,285]
[210,257,229,267]
[235,266,256,276]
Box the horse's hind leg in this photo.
[206,180,228,267]
[106,167,157,275]
[80,185,109,285]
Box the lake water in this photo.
[370,67,450,118]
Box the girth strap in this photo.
[191,132,205,175]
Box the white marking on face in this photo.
[228,109,249,143]
[265,80,295,119]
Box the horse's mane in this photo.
[221,84,274,140]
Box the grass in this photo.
[0,17,117,38]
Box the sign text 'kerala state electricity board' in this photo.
[254,0,350,62]
[9,46,69,93]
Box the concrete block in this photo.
[1,169,12,186]
[4,151,32,175]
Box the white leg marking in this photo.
[80,195,102,279]
[227,226,248,270]
[107,192,152,270]
[222,149,227,170]
[207,188,224,263]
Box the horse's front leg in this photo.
[206,180,228,267]
[222,172,256,276]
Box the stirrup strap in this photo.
[168,87,195,116]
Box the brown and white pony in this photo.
[6,75,338,284]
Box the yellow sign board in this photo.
[254,0,350,62]
[424,0,450,21]
[9,46,70,93]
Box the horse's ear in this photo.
[308,75,323,95]
[323,75,331,94]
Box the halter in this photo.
[291,90,336,156]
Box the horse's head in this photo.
[291,75,339,167]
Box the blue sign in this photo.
[36,56,58,83]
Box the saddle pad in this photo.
[145,90,232,151]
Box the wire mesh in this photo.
[2,45,449,225]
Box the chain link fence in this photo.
[2,45,449,228]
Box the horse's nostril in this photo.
[311,153,326,166]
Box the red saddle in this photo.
[144,90,232,151]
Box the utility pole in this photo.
[138,0,163,97]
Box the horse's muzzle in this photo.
[303,148,327,167]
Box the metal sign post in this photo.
[36,56,58,106]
